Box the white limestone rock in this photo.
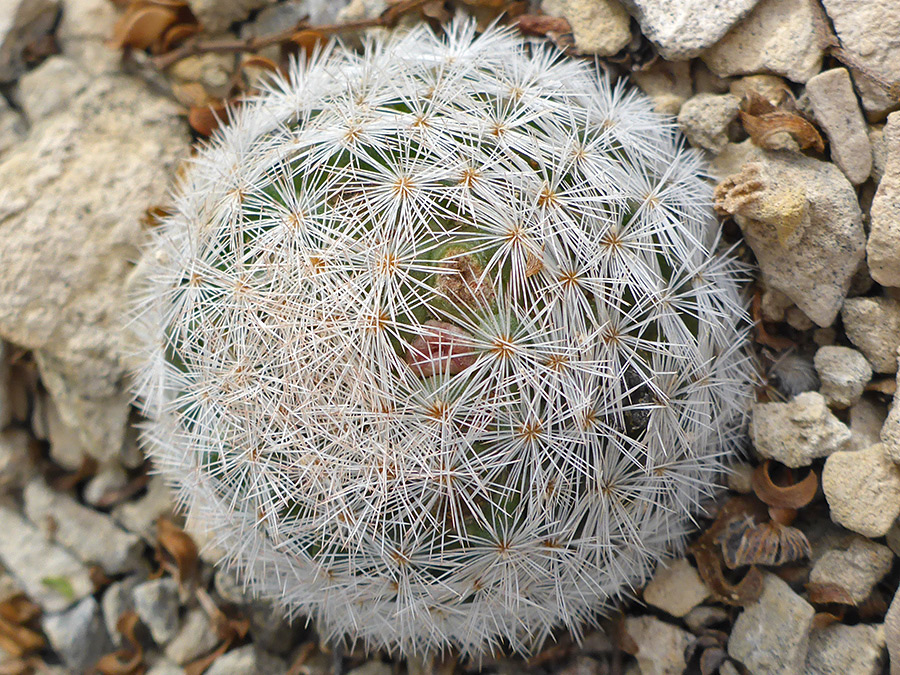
[714,143,865,328]
[804,623,885,675]
[868,112,900,287]
[809,534,893,604]
[820,0,900,117]
[823,443,900,538]
[702,0,827,83]
[814,346,873,409]
[750,392,851,467]
[642,558,709,618]
[23,479,144,575]
[677,93,741,153]
[541,0,631,56]
[841,297,900,373]
[618,0,761,59]
[806,68,873,185]
[623,615,692,675]
[0,0,59,82]
[728,573,815,675]
[0,73,189,463]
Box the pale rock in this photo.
[169,54,235,100]
[113,475,175,541]
[631,60,692,115]
[728,573,815,675]
[714,142,865,327]
[804,623,886,675]
[44,393,85,471]
[852,396,887,451]
[188,0,276,33]
[337,0,386,23]
[806,68,873,185]
[823,443,900,537]
[83,462,129,507]
[623,615,691,675]
[729,74,790,105]
[870,125,887,184]
[0,97,25,157]
[24,478,144,575]
[0,75,188,464]
[886,587,900,675]
[642,558,708,617]
[809,534,893,604]
[820,0,900,117]
[556,656,606,675]
[213,569,299,654]
[101,577,139,648]
[883,365,900,463]
[56,0,119,75]
[205,645,287,675]
[750,392,851,467]
[841,297,900,373]
[0,0,59,82]
[814,346,872,409]
[541,0,631,56]
[702,0,826,83]
[0,428,36,490]
[0,506,93,612]
[726,461,754,494]
[146,658,185,675]
[868,113,900,287]
[347,664,391,675]
[618,0,760,59]
[785,306,814,331]
[245,0,349,32]
[133,578,180,645]
[683,606,729,633]
[165,607,218,665]
[15,56,89,122]
[42,596,114,672]
[677,93,741,153]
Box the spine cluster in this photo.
[130,19,752,656]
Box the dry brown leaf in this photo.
[516,14,573,36]
[866,377,897,395]
[739,109,824,154]
[750,289,796,352]
[0,596,44,659]
[290,30,326,59]
[94,611,145,675]
[807,582,855,606]
[111,5,178,50]
[155,517,199,587]
[811,610,844,629]
[188,102,230,137]
[160,23,200,52]
[751,461,818,510]
[716,517,811,569]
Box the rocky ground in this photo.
[1,0,899,673]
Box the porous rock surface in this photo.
[0,65,189,464]
[728,573,815,675]
[750,392,851,467]
[868,112,900,287]
[823,444,900,538]
[714,142,865,328]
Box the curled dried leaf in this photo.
[160,23,200,52]
[751,461,818,510]
[188,101,230,137]
[0,596,44,658]
[291,30,326,59]
[690,542,765,606]
[111,6,178,50]
[807,582,855,606]
[717,516,811,568]
[155,518,198,587]
[94,611,144,675]
[812,611,844,630]
[516,14,573,37]
[739,110,824,154]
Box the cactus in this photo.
[130,19,753,657]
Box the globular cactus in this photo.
[130,19,753,657]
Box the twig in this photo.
[152,0,432,70]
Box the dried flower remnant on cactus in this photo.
[129,20,753,657]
